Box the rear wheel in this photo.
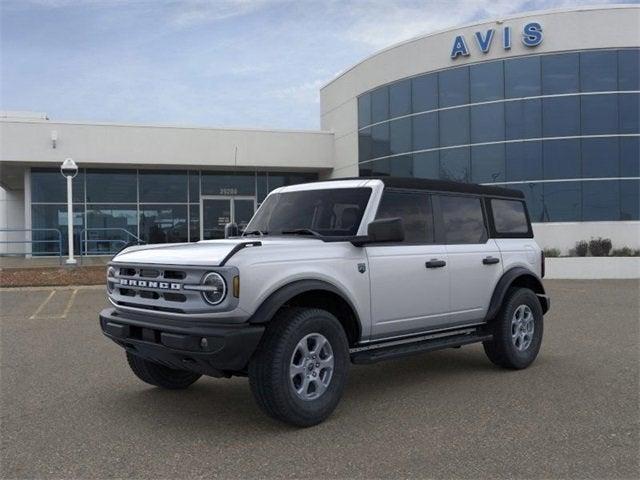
[126,352,202,389]
[248,307,349,427]
[483,287,543,369]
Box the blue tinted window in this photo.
[621,137,640,177]
[140,205,188,244]
[389,155,413,176]
[582,138,619,178]
[389,117,412,155]
[440,147,470,182]
[505,56,541,98]
[86,169,136,203]
[439,67,469,107]
[31,168,85,203]
[510,182,544,222]
[505,99,542,140]
[619,49,640,91]
[31,204,84,255]
[439,108,469,147]
[86,205,138,253]
[371,123,390,158]
[202,172,255,196]
[581,94,618,135]
[471,144,505,183]
[188,171,200,203]
[506,141,543,181]
[541,53,579,94]
[359,163,373,177]
[542,96,580,137]
[140,170,188,203]
[371,87,389,123]
[620,179,640,220]
[358,94,371,128]
[412,112,438,151]
[619,93,640,134]
[583,181,620,221]
[412,74,438,112]
[359,128,372,162]
[370,158,391,176]
[580,51,617,92]
[544,139,580,180]
[470,103,504,143]
[189,204,200,242]
[390,79,411,117]
[543,182,581,222]
[470,61,504,102]
[413,151,440,179]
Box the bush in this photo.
[574,240,589,257]
[610,247,640,257]
[543,248,561,257]
[589,237,612,257]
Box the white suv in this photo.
[100,178,550,426]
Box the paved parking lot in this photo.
[1,280,638,479]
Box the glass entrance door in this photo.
[200,196,256,240]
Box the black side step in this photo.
[350,331,493,365]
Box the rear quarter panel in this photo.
[495,238,542,278]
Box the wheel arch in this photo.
[248,279,362,346]
[485,267,549,321]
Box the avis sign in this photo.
[450,22,543,59]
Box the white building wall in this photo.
[0,186,25,254]
[533,221,640,254]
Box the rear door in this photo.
[366,189,450,339]
[435,194,503,326]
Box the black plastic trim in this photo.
[219,241,262,266]
[248,279,362,339]
[485,268,549,321]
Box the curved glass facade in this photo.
[357,48,640,222]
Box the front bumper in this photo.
[99,308,264,377]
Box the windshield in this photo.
[244,188,372,237]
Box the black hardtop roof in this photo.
[325,177,524,199]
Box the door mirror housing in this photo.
[224,222,239,238]
[352,218,404,246]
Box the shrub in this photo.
[589,237,612,257]
[543,248,561,257]
[574,240,588,257]
[610,247,640,257]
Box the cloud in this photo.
[168,0,280,28]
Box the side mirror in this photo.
[224,222,239,238]
[364,218,404,244]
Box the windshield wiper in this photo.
[281,228,323,238]
[243,230,268,236]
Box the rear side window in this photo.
[439,195,487,244]
[375,190,434,243]
[491,199,530,234]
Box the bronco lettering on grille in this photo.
[119,279,181,290]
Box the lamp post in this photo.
[60,158,78,265]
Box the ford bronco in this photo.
[100,178,550,426]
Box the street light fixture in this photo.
[60,158,78,265]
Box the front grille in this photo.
[109,264,211,314]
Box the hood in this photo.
[112,237,323,266]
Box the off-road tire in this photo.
[126,352,202,389]
[483,287,544,369]
[248,307,350,427]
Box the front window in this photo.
[244,188,372,237]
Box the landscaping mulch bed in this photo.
[0,265,106,288]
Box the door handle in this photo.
[426,259,446,268]
[483,256,500,265]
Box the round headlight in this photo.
[201,272,226,305]
[107,266,116,293]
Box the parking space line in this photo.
[29,290,56,319]
[60,289,79,319]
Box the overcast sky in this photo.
[1,0,635,129]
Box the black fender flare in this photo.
[248,279,362,337]
[485,267,549,321]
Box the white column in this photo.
[66,175,77,265]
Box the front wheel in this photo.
[483,287,544,369]
[248,307,349,427]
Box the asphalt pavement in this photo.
[1,280,638,479]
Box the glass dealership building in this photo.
[1,5,639,256]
